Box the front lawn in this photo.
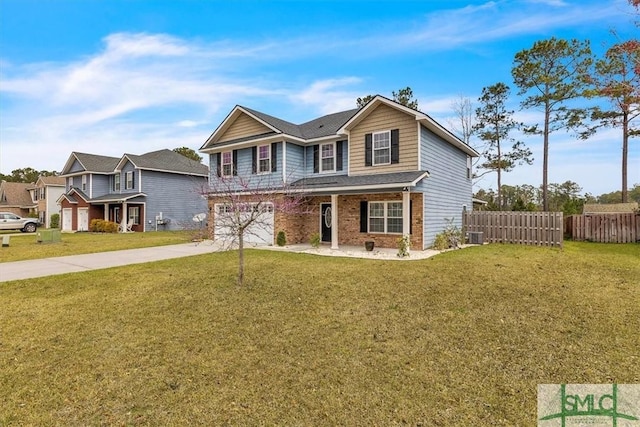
[1,242,638,425]
[0,231,194,263]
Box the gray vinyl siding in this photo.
[69,160,84,173]
[285,143,305,183]
[207,142,284,191]
[418,125,472,248]
[90,174,111,197]
[142,170,208,231]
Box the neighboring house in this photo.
[583,202,639,214]
[28,176,66,227]
[0,181,37,217]
[58,149,209,232]
[200,95,479,249]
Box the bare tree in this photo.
[207,175,311,287]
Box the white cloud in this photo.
[289,78,363,114]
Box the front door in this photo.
[78,208,89,231]
[321,203,332,243]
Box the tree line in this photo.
[361,1,638,209]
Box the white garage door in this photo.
[62,208,73,231]
[214,202,274,246]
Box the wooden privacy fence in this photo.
[464,211,563,247]
[565,213,639,243]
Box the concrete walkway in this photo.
[0,241,455,283]
[0,241,222,282]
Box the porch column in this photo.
[121,202,128,232]
[403,190,411,252]
[103,203,109,221]
[331,194,339,250]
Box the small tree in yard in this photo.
[208,176,310,287]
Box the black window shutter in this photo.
[360,201,368,232]
[232,150,238,176]
[365,133,372,166]
[216,153,222,177]
[336,141,343,171]
[252,147,257,174]
[391,129,400,164]
[313,145,319,173]
[271,143,277,172]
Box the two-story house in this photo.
[58,149,209,232]
[28,176,66,227]
[200,96,479,250]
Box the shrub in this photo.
[309,233,320,248]
[50,213,60,229]
[432,218,463,250]
[397,235,411,258]
[276,230,286,246]
[89,219,118,233]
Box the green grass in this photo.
[0,231,194,263]
[1,242,638,425]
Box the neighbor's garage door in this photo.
[214,202,274,246]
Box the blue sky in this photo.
[1,0,637,196]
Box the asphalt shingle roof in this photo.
[73,152,120,173]
[241,106,360,140]
[0,181,35,207]
[125,149,209,176]
[291,171,428,191]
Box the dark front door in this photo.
[321,203,332,242]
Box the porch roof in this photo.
[89,193,147,203]
[290,171,430,194]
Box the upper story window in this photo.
[81,175,87,191]
[467,156,472,179]
[222,151,233,177]
[67,177,72,189]
[125,171,134,190]
[369,201,403,234]
[373,131,391,165]
[114,174,121,191]
[258,144,271,174]
[320,143,335,173]
[40,188,45,200]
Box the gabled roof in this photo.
[61,152,120,175]
[200,96,478,157]
[201,105,359,151]
[36,175,66,187]
[339,95,478,157]
[0,181,36,208]
[116,149,209,176]
[583,202,638,213]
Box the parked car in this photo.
[0,212,39,232]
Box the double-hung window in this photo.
[320,143,335,173]
[222,151,233,177]
[125,171,134,190]
[258,144,271,173]
[369,201,403,234]
[373,131,391,165]
[81,175,87,191]
[114,174,121,191]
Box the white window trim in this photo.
[467,156,472,180]
[222,151,233,177]
[320,142,336,173]
[125,171,134,190]
[114,174,121,192]
[128,206,140,225]
[372,130,391,166]
[258,144,271,174]
[81,175,87,191]
[368,200,403,234]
